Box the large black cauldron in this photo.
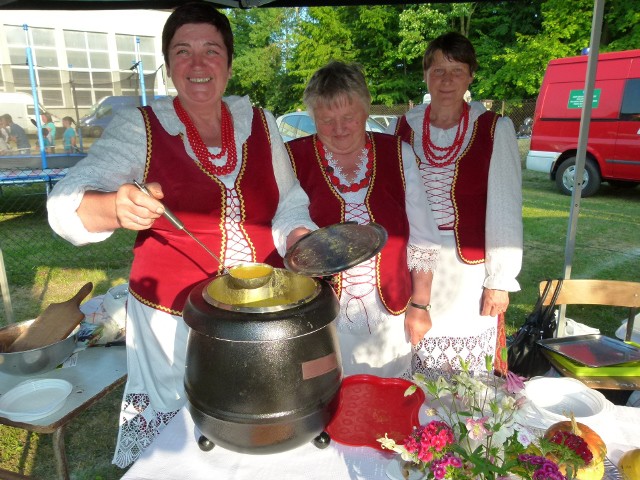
[183,268,342,454]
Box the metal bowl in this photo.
[0,319,79,376]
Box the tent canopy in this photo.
[0,0,466,9]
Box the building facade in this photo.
[0,10,172,121]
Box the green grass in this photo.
[0,138,638,478]
[512,159,640,337]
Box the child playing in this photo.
[62,116,77,153]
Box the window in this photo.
[620,79,640,121]
[297,115,316,136]
[65,30,113,107]
[116,34,156,71]
[5,25,63,107]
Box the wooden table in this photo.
[0,346,127,480]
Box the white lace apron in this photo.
[411,126,497,379]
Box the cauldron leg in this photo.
[312,431,331,449]
[198,435,215,452]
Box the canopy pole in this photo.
[557,0,605,337]
[136,37,147,106]
[24,24,47,168]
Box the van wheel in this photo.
[90,126,103,137]
[555,157,601,197]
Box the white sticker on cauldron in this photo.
[301,353,338,380]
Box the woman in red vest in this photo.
[48,3,313,467]
[392,32,523,378]
[287,61,441,378]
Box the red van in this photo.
[526,50,640,196]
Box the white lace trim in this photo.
[407,244,438,273]
[412,326,497,380]
[112,392,180,468]
[323,144,369,184]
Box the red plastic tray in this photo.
[325,374,425,450]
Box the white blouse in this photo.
[397,101,523,292]
[47,95,316,254]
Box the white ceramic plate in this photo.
[524,377,613,427]
[0,379,73,422]
[385,457,424,480]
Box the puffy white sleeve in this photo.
[484,116,523,292]
[47,107,148,246]
[264,110,317,257]
[402,142,441,273]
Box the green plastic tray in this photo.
[544,345,640,377]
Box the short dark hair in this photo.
[162,1,234,69]
[303,60,371,116]
[423,32,478,75]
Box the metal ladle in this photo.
[133,180,229,275]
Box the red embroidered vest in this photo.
[286,132,411,314]
[395,111,499,264]
[128,106,281,315]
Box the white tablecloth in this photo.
[121,406,395,480]
[121,402,640,480]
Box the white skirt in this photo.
[112,298,189,468]
[338,315,411,378]
[412,234,497,378]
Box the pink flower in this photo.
[505,371,526,394]
[465,417,489,441]
[431,464,447,479]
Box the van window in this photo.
[97,105,113,118]
[620,79,640,120]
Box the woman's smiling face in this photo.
[312,96,368,156]
[167,23,231,107]
[424,50,473,107]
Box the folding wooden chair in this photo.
[539,279,640,341]
[538,279,640,393]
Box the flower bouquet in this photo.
[378,356,596,480]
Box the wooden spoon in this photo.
[8,282,93,352]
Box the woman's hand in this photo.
[480,288,509,317]
[405,305,432,346]
[285,227,312,250]
[115,182,165,230]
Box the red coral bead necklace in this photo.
[317,135,373,193]
[422,102,469,167]
[173,97,238,176]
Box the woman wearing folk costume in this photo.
[286,61,441,378]
[47,2,314,467]
[392,32,523,378]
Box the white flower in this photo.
[516,427,536,447]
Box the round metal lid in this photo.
[284,222,388,277]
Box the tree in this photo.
[225,7,296,113]
[223,0,636,111]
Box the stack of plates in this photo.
[521,377,614,429]
[0,379,73,422]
